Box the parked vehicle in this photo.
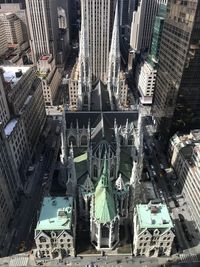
[178,213,185,222]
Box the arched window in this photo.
[110,165,114,177]
[81,135,87,146]
[93,165,98,177]
[39,236,46,243]
[128,137,132,145]
[101,225,109,238]
[83,95,88,105]
[68,136,76,146]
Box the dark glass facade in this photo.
[152,0,200,142]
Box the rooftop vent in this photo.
[58,210,66,217]
[15,69,22,78]
[52,200,57,206]
[151,206,158,214]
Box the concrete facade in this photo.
[136,61,157,104]
[133,203,175,257]
[37,54,61,106]
[25,0,59,63]
[35,197,76,260]
[0,20,7,57]
[129,0,167,53]
[0,124,21,249]
[169,130,200,231]
[1,66,46,179]
[0,13,24,46]
[0,70,10,128]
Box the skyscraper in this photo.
[25,0,59,63]
[80,0,117,82]
[135,4,167,104]
[152,0,200,141]
[130,0,167,53]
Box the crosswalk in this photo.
[179,253,200,263]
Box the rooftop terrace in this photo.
[36,197,73,231]
[1,66,30,88]
[136,203,173,230]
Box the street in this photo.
[142,115,200,264]
[5,117,61,257]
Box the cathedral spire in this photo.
[107,0,121,108]
[109,0,120,62]
[78,1,92,110]
[60,110,67,165]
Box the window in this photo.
[39,236,46,243]
[101,225,109,238]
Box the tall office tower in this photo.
[152,0,200,142]
[130,0,167,53]
[0,3,29,42]
[0,70,10,127]
[119,0,129,27]
[1,66,46,180]
[25,0,59,63]
[169,130,200,232]
[0,20,7,57]
[135,4,167,104]
[0,124,22,247]
[57,2,70,63]
[0,13,24,46]
[80,0,116,82]
[2,0,26,9]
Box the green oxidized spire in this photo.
[94,152,117,223]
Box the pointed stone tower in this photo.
[66,143,77,196]
[78,1,92,110]
[60,110,67,165]
[107,0,120,109]
[115,173,129,220]
[79,174,94,219]
[107,0,127,109]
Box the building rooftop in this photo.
[36,197,73,231]
[2,66,30,88]
[4,118,18,136]
[136,203,173,230]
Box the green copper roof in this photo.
[136,204,173,230]
[94,156,117,223]
[36,197,73,231]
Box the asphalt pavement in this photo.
[4,118,61,257]
[142,115,200,259]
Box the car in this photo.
[150,165,154,170]
[174,199,179,207]
[178,214,185,222]
[160,164,164,169]
[152,171,156,176]
[18,241,26,252]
